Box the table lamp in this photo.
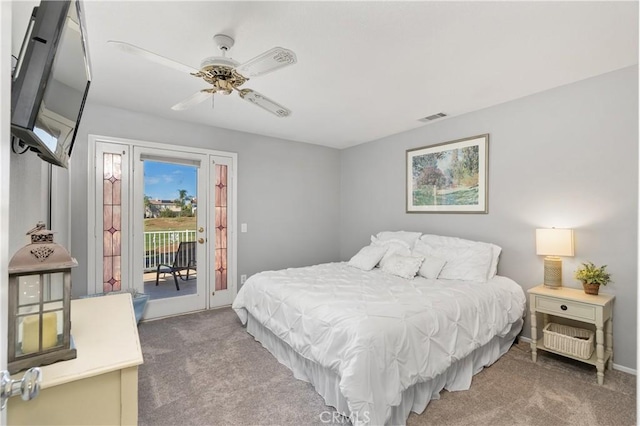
[536,228,574,289]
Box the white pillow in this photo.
[371,236,412,268]
[419,234,502,280]
[348,245,388,271]
[380,254,424,279]
[487,245,501,278]
[418,243,493,282]
[375,231,422,249]
[412,240,448,278]
[419,256,448,279]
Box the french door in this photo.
[90,136,236,320]
[132,146,208,318]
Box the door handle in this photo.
[1,367,42,410]
[198,227,204,233]
[198,238,205,244]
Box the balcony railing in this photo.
[144,230,197,271]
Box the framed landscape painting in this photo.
[406,134,488,213]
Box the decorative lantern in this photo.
[7,222,77,374]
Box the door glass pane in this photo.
[142,160,198,300]
[214,164,228,291]
[103,153,122,292]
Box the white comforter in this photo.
[232,262,526,425]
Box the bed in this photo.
[232,233,526,425]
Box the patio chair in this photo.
[155,241,197,291]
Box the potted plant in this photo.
[574,261,612,295]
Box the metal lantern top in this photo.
[8,222,78,275]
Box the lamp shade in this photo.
[536,228,574,257]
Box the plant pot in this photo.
[582,282,600,295]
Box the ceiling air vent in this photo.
[419,113,447,122]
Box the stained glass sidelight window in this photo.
[103,153,122,293]
[214,164,228,291]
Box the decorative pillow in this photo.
[419,256,448,279]
[375,231,422,249]
[348,245,388,271]
[419,234,502,280]
[371,236,412,268]
[412,241,448,279]
[380,254,424,280]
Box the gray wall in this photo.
[8,152,51,256]
[340,65,638,370]
[68,102,342,296]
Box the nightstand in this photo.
[528,285,614,385]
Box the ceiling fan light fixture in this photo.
[212,79,236,95]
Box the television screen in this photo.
[11,1,91,168]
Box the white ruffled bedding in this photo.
[232,262,526,425]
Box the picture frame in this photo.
[406,134,488,213]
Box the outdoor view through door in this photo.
[143,161,198,300]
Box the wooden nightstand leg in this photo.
[596,324,605,385]
[606,318,614,370]
[530,310,537,362]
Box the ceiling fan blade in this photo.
[238,89,291,117]
[171,90,213,111]
[108,40,200,75]
[235,47,297,78]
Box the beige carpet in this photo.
[137,308,636,426]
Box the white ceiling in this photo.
[12,1,639,149]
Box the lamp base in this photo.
[543,256,562,289]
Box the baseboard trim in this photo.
[518,336,532,343]
[517,336,636,375]
[612,363,637,375]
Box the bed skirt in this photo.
[246,314,523,426]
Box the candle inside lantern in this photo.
[22,312,58,354]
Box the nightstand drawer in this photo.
[536,296,596,321]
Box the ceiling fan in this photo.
[108,34,297,117]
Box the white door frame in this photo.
[87,134,237,317]
[1,2,11,422]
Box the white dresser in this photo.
[8,293,144,425]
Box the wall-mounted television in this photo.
[11,0,91,169]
